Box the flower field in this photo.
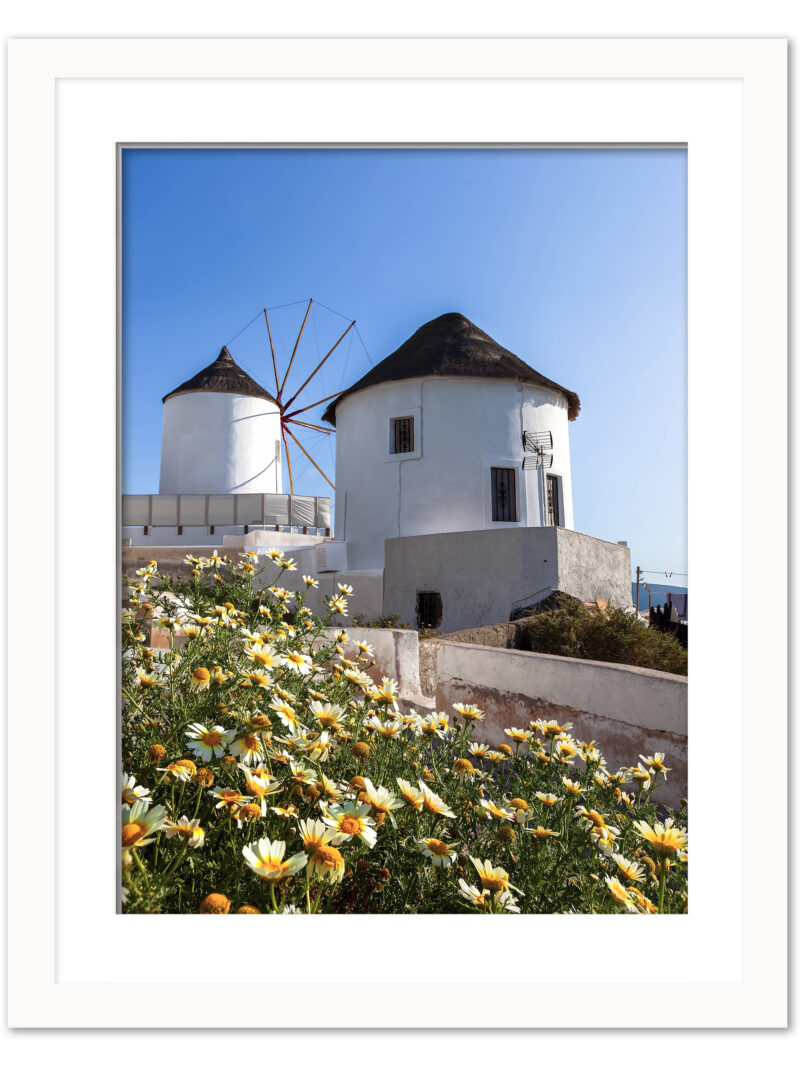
[121,551,688,915]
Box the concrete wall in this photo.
[160,391,282,495]
[334,376,574,570]
[431,641,687,807]
[382,526,631,633]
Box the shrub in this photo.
[522,595,688,676]
[120,556,687,915]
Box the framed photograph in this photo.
[6,36,786,1028]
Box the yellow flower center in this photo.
[338,815,363,835]
[479,873,508,894]
[201,730,222,747]
[238,804,261,821]
[585,810,606,828]
[426,839,449,856]
[242,734,260,751]
[315,845,343,869]
[192,668,210,683]
[122,822,146,847]
[453,759,474,774]
[258,858,287,874]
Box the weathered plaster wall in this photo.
[432,642,687,807]
[555,528,632,608]
[382,526,631,632]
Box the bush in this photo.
[120,556,687,915]
[521,595,687,675]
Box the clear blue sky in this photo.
[122,147,687,585]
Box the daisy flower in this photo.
[418,838,455,867]
[303,575,319,587]
[329,597,348,616]
[611,853,647,883]
[525,826,561,845]
[562,777,583,797]
[282,650,314,676]
[453,702,484,721]
[419,781,455,818]
[121,773,151,806]
[122,801,166,851]
[242,837,307,880]
[241,669,272,689]
[270,696,299,730]
[469,857,523,899]
[479,798,514,821]
[322,802,378,848]
[185,722,234,762]
[534,792,562,809]
[229,732,264,765]
[640,752,671,780]
[354,640,374,657]
[134,667,163,690]
[244,643,284,671]
[189,666,212,691]
[396,778,425,811]
[310,700,345,731]
[534,719,573,740]
[632,817,688,859]
[505,727,532,744]
[164,816,205,849]
[308,843,345,883]
[370,677,399,711]
[605,875,638,913]
[362,779,404,814]
[468,743,490,758]
[210,786,248,810]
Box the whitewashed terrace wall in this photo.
[339,628,687,808]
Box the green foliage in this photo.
[522,595,688,676]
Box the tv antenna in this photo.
[522,430,555,527]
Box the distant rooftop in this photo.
[162,346,277,404]
[322,312,580,425]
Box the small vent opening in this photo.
[416,590,442,629]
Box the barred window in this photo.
[390,416,414,454]
[417,590,442,629]
[546,474,562,527]
[491,467,517,522]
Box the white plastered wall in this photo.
[334,376,574,569]
[159,390,282,494]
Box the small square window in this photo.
[491,467,517,522]
[390,416,414,454]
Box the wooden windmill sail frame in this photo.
[262,298,355,494]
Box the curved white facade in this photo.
[159,391,283,495]
[334,377,574,570]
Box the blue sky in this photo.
[122,147,687,586]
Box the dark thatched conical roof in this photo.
[321,313,580,425]
[162,347,278,404]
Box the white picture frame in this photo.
[6,36,787,1029]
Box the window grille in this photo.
[391,416,414,454]
[417,590,442,629]
[491,467,517,522]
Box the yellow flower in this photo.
[633,817,688,859]
[308,843,346,883]
[199,893,231,913]
[469,857,521,899]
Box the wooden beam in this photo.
[283,423,335,490]
[283,389,345,420]
[278,298,312,400]
[263,308,280,396]
[282,319,355,410]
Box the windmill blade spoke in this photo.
[284,390,345,420]
[263,308,281,395]
[283,320,355,411]
[283,423,335,490]
[285,418,335,434]
[278,298,313,400]
[281,425,295,495]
